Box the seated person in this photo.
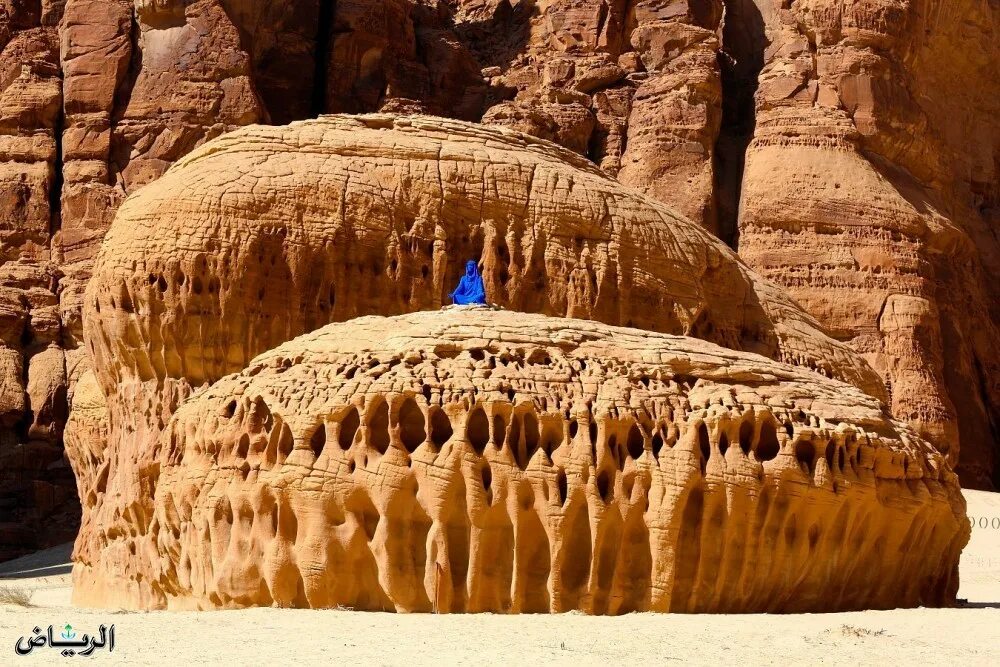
[450,260,487,305]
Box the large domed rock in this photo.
[83,114,881,394]
[67,114,933,611]
[6,0,995,564]
[76,308,967,612]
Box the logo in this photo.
[14,624,115,658]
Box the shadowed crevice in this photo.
[712,0,767,250]
[311,0,336,117]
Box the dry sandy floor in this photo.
[1,490,998,666]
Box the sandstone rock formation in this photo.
[0,0,997,561]
[82,114,881,395]
[460,0,1000,491]
[73,307,968,611]
[66,114,893,606]
[0,0,268,557]
[0,2,75,555]
[468,0,730,234]
[731,1,1000,490]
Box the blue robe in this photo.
[450,261,487,305]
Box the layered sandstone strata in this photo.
[66,114,903,610]
[0,2,75,554]
[0,0,268,556]
[74,308,968,612]
[467,0,728,230]
[1,0,997,563]
[733,0,1000,488]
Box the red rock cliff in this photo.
[0,0,996,560]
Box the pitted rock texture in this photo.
[83,114,882,397]
[66,114,888,606]
[71,308,968,611]
[1,0,997,559]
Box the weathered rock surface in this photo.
[72,308,969,611]
[466,0,728,231]
[82,114,881,395]
[0,260,76,559]
[0,0,270,558]
[733,0,1000,488]
[0,0,997,561]
[64,114,924,611]
[65,114,888,604]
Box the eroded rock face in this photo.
[66,114,906,609]
[733,0,1000,488]
[72,308,968,611]
[0,9,68,555]
[0,260,76,559]
[0,0,269,558]
[466,0,728,231]
[1,0,997,561]
[82,114,881,396]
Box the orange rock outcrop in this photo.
[0,0,996,561]
[83,114,881,393]
[65,115,969,611]
[74,308,968,611]
[732,1,1000,488]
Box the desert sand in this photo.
[1,489,996,666]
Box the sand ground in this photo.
[1,490,998,666]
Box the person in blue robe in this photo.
[450,260,487,305]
